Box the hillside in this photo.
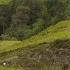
[0,20,70,70]
[0,20,70,53]
[22,20,70,46]
[0,0,70,70]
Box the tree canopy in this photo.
[0,0,70,40]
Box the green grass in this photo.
[0,41,21,53]
[0,65,63,70]
[0,65,22,70]
[0,0,12,5]
[0,20,70,53]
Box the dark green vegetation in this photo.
[0,0,70,70]
[0,0,70,40]
[1,20,70,53]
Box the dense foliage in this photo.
[0,0,70,40]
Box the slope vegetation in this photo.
[0,20,70,53]
[0,0,11,5]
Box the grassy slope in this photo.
[0,0,11,5]
[0,20,70,53]
[0,41,21,53]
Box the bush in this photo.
[32,18,46,34]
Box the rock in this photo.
[3,62,6,66]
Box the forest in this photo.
[0,0,70,40]
[0,0,70,70]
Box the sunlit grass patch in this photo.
[0,41,21,53]
[0,0,11,5]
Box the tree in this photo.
[5,6,31,40]
[32,18,45,34]
[47,0,65,25]
[12,6,30,26]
